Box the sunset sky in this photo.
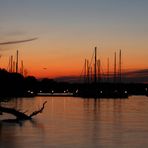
[0,0,148,78]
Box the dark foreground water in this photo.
[1,96,148,148]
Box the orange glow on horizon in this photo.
[0,41,148,79]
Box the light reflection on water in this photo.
[1,96,148,147]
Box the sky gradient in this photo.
[0,0,148,78]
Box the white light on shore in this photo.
[124,91,127,94]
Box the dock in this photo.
[37,92,73,97]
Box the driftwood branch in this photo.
[29,101,47,118]
[0,101,47,120]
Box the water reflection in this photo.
[0,117,46,148]
[83,98,126,146]
[1,96,148,147]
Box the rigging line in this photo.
[79,60,86,82]
[100,64,105,81]
[89,50,95,68]
[79,48,96,82]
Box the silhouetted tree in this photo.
[24,76,38,93]
[0,69,25,96]
[39,78,56,92]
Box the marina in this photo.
[0,1,148,147]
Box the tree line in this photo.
[0,69,74,97]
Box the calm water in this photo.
[1,96,148,148]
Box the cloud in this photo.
[0,37,38,45]
[125,69,148,77]
[54,69,148,83]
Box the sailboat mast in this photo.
[107,57,109,82]
[16,50,19,73]
[114,52,116,83]
[94,47,97,84]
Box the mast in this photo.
[107,57,109,82]
[94,47,97,84]
[10,55,13,72]
[87,60,90,83]
[97,59,101,83]
[119,49,122,83]
[114,52,116,83]
[13,61,15,73]
[84,59,87,83]
[16,50,19,73]
[8,56,11,72]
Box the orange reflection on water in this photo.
[1,96,148,147]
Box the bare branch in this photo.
[0,101,47,121]
[0,106,30,120]
[29,101,47,118]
